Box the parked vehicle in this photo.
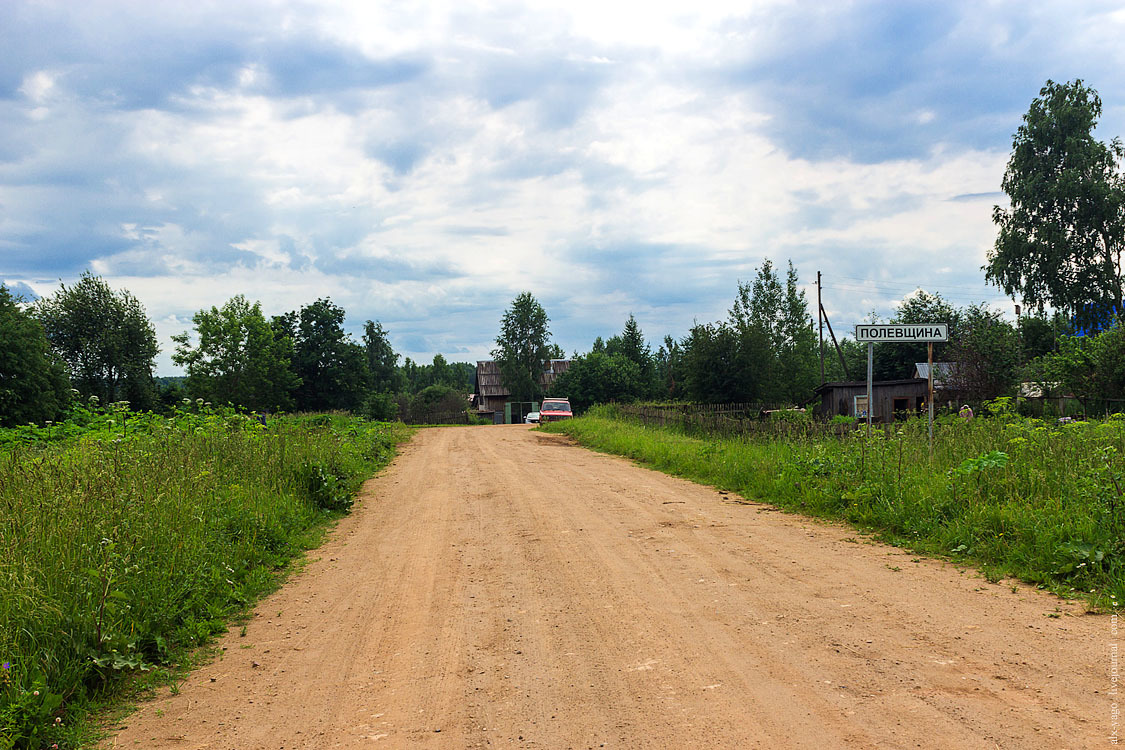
[539,398,573,423]
[524,411,540,424]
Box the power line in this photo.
[819,281,999,296]
[820,284,1003,303]
[823,284,996,297]
[831,274,995,292]
[815,276,1007,294]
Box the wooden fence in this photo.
[400,409,477,425]
[611,403,855,440]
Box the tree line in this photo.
[497,273,1124,416]
[497,260,1084,413]
[500,260,821,411]
[0,274,474,427]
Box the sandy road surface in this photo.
[109,425,1107,749]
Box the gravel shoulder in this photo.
[108,425,1107,749]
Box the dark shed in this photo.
[812,378,929,422]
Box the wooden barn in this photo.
[812,378,929,422]
[475,359,572,422]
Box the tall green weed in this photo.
[0,402,408,748]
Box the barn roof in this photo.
[476,360,506,397]
[541,359,571,390]
[476,359,572,399]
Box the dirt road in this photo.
[109,426,1107,749]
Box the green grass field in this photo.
[0,401,408,749]
[545,403,1125,611]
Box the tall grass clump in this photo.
[0,400,408,748]
[546,401,1125,609]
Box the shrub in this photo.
[361,392,398,421]
[295,460,353,511]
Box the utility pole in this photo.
[817,271,825,385]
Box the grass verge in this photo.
[0,403,410,749]
[544,404,1125,611]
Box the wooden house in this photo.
[812,378,929,422]
[474,359,572,422]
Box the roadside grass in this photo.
[544,404,1125,610]
[0,401,409,749]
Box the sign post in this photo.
[928,342,934,455]
[866,342,873,438]
[855,324,949,449]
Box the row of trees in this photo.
[503,263,1117,415]
[0,275,475,426]
[491,261,821,412]
[1,274,160,427]
[533,268,1014,413]
[171,296,474,418]
[490,262,823,412]
[7,268,1121,431]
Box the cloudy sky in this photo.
[3,0,1124,374]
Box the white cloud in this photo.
[19,70,56,102]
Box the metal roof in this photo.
[913,362,955,383]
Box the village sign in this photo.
[854,323,949,447]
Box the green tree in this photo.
[681,322,767,403]
[492,292,553,401]
[450,361,477,391]
[987,79,1125,330]
[400,357,421,393]
[655,334,684,399]
[731,262,782,344]
[35,272,159,409]
[172,295,300,411]
[1030,328,1125,412]
[605,314,655,395]
[778,262,818,401]
[406,383,467,421]
[1018,310,1067,360]
[874,291,961,380]
[0,285,72,426]
[944,305,1021,402]
[362,321,400,393]
[550,351,643,412]
[726,260,816,402]
[429,353,454,389]
[822,337,867,382]
[286,298,367,412]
